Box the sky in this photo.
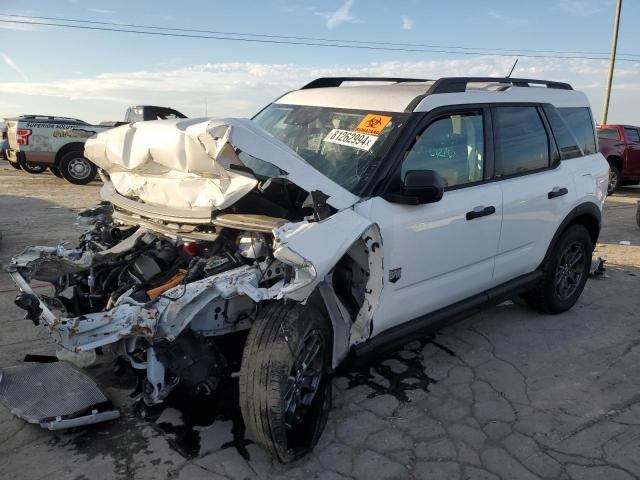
[0,0,638,125]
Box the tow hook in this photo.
[14,292,42,325]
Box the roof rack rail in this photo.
[426,77,572,94]
[21,115,88,122]
[301,77,431,89]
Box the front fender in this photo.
[273,208,373,302]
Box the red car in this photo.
[597,124,640,193]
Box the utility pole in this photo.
[602,0,622,125]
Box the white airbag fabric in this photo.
[85,117,359,211]
[85,118,257,210]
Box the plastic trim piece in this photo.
[42,409,121,431]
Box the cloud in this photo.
[487,11,527,28]
[401,15,414,30]
[0,18,38,31]
[87,8,117,14]
[556,0,606,16]
[0,53,28,81]
[316,0,357,29]
[0,57,638,124]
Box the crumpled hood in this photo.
[85,117,359,211]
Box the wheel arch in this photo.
[607,155,623,173]
[541,202,601,268]
[54,142,86,167]
[303,224,384,370]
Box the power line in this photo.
[1,17,639,62]
[2,12,639,59]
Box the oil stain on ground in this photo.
[342,334,456,402]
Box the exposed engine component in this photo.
[236,231,268,259]
[153,332,227,397]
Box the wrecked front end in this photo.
[7,117,383,411]
[9,205,306,405]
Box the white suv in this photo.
[7,77,609,462]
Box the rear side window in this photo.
[493,106,550,177]
[624,128,640,143]
[542,105,582,160]
[558,107,597,155]
[597,127,621,140]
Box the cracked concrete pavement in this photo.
[1,163,639,479]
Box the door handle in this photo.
[466,205,496,221]
[548,187,568,199]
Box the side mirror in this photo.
[394,169,445,204]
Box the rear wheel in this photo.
[50,167,63,178]
[524,224,592,314]
[608,164,620,194]
[59,151,97,185]
[239,302,332,463]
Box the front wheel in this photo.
[50,166,63,178]
[9,161,22,170]
[59,151,97,185]
[18,157,47,174]
[524,224,592,314]
[239,302,332,463]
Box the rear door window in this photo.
[597,127,621,141]
[558,107,597,155]
[624,128,640,143]
[493,106,550,177]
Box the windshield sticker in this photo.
[354,114,392,136]
[323,129,379,151]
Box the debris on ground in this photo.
[590,257,606,277]
[0,361,119,430]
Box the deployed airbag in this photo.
[85,118,258,210]
[85,117,359,212]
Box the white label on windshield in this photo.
[323,129,378,151]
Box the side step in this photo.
[0,361,120,430]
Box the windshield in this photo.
[248,104,405,194]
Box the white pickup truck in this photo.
[5,106,186,184]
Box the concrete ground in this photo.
[1,162,639,480]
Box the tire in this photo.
[608,164,620,194]
[18,157,47,174]
[524,224,592,314]
[239,302,332,463]
[9,161,22,170]
[59,150,97,185]
[636,202,640,229]
[50,166,63,178]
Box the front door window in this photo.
[401,112,484,188]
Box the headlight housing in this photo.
[273,244,317,300]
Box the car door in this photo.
[356,107,503,335]
[491,104,577,284]
[623,127,640,176]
